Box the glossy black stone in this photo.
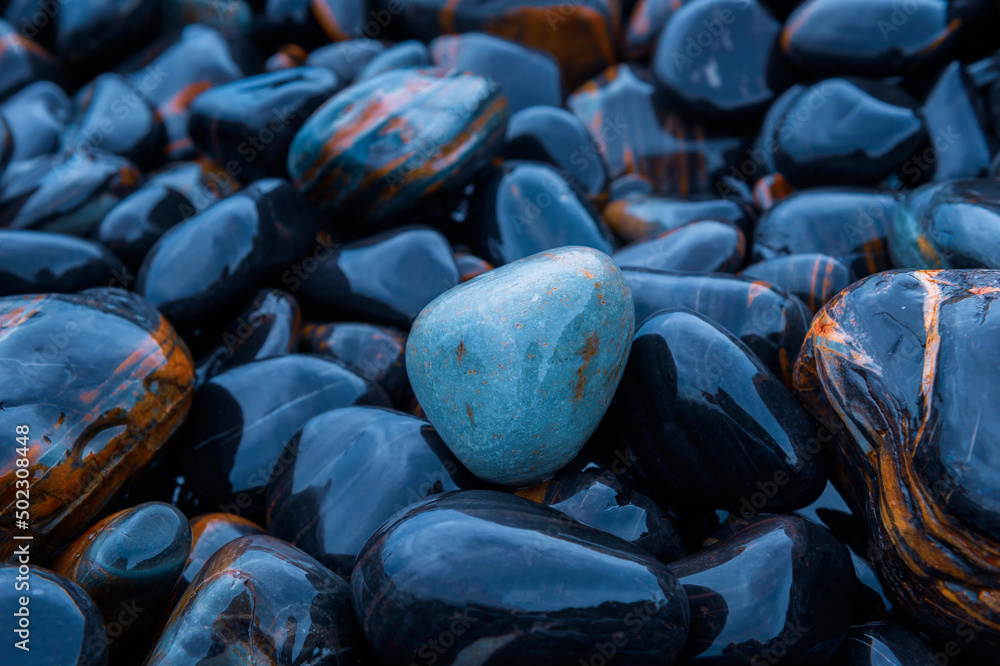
[669,515,856,664]
[470,162,614,267]
[610,310,826,513]
[781,0,993,77]
[122,25,245,160]
[50,502,192,644]
[188,67,343,183]
[741,253,856,314]
[771,78,928,188]
[146,157,239,213]
[300,321,411,406]
[136,178,317,337]
[0,229,125,296]
[515,462,686,563]
[889,178,1000,269]
[503,106,609,203]
[921,61,992,181]
[304,39,386,84]
[254,0,369,51]
[0,80,71,164]
[50,0,160,79]
[567,64,749,197]
[178,354,390,523]
[166,512,267,612]
[147,535,364,665]
[652,0,790,121]
[0,565,108,665]
[833,622,937,665]
[298,225,459,329]
[195,288,301,385]
[621,269,812,386]
[62,72,165,170]
[352,490,691,664]
[0,150,140,235]
[95,183,195,270]
[612,220,745,273]
[430,32,562,115]
[0,18,61,103]
[603,194,754,242]
[356,39,430,80]
[751,189,896,277]
[267,406,484,576]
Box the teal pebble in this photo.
[405,246,634,486]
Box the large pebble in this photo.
[406,247,633,485]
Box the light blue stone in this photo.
[406,246,634,486]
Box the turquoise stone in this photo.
[406,246,633,486]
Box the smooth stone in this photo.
[454,252,493,282]
[165,512,267,611]
[355,39,430,80]
[352,490,690,664]
[751,189,896,277]
[921,61,992,181]
[612,220,746,273]
[0,230,125,296]
[406,247,634,485]
[515,462,685,562]
[122,25,244,160]
[621,269,812,386]
[889,178,1000,269]
[794,269,1000,657]
[610,310,827,512]
[300,321,410,406]
[0,289,193,559]
[267,406,483,576]
[669,515,856,663]
[0,150,140,235]
[470,161,615,267]
[741,253,856,314]
[147,535,364,665]
[194,288,301,385]
[429,32,562,115]
[567,64,749,197]
[771,78,928,188]
[0,80,72,164]
[288,68,508,228]
[50,0,159,79]
[0,565,108,665]
[254,0,368,50]
[188,67,343,183]
[652,0,790,121]
[304,39,386,84]
[375,0,618,88]
[164,0,254,35]
[624,0,694,61]
[833,622,937,665]
[136,178,317,337]
[781,0,991,77]
[603,194,754,242]
[50,502,191,643]
[752,172,795,211]
[0,19,62,102]
[177,354,390,523]
[62,72,165,171]
[94,183,196,270]
[297,225,459,329]
[146,157,240,213]
[502,106,609,203]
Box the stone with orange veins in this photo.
[0,289,194,561]
[287,68,508,229]
[406,246,633,486]
[793,269,1000,658]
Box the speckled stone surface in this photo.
[406,246,633,486]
